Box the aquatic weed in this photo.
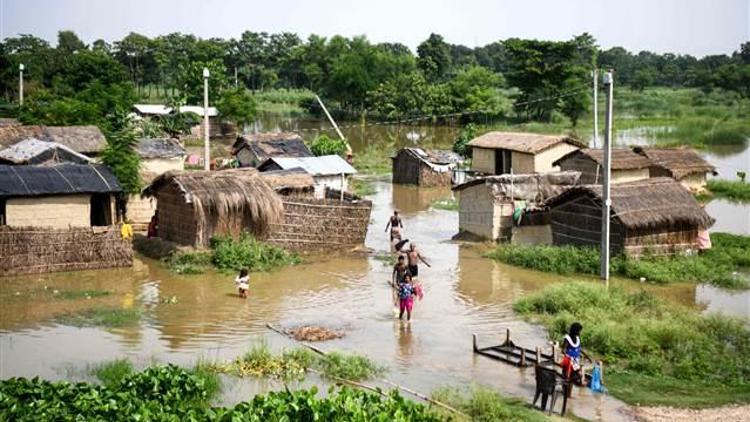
[89,358,134,388]
[57,307,142,328]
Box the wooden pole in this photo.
[473,333,478,351]
[505,328,510,345]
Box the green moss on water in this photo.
[513,282,750,407]
[58,307,142,328]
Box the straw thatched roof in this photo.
[0,125,106,155]
[467,132,585,154]
[0,164,121,198]
[633,146,717,179]
[143,168,284,237]
[544,177,714,231]
[453,171,582,204]
[553,148,652,170]
[258,168,315,193]
[0,138,92,165]
[136,138,186,159]
[232,132,312,161]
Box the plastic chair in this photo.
[533,365,569,415]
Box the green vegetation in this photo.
[165,233,299,274]
[350,178,377,197]
[211,233,301,272]
[431,198,459,211]
[432,386,547,422]
[707,179,750,202]
[100,110,142,194]
[513,282,750,407]
[57,307,142,328]
[487,233,750,288]
[309,134,349,156]
[452,123,478,158]
[354,142,393,174]
[215,87,257,130]
[53,289,111,300]
[90,358,134,388]
[208,342,384,382]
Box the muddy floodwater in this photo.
[3,180,747,421]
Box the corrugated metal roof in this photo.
[261,155,357,176]
[133,104,219,117]
[0,138,92,164]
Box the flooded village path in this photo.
[5,180,747,421]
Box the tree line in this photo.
[1,30,748,127]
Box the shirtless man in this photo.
[385,210,403,242]
[406,242,430,278]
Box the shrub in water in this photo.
[211,233,300,272]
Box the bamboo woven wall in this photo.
[155,186,200,246]
[267,194,372,251]
[419,163,452,187]
[392,152,420,185]
[0,226,133,276]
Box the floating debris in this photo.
[288,325,344,342]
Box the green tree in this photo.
[56,30,86,53]
[417,33,452,81]
[174,60,227,104]
[452,123,477,158]
[448,66,509,117]
[101,109,141,195]
[632,68,656,91]
[216,88,257,130]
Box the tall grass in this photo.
[707,179,750,202]
[513,282,750,407]
[318,352,384,381]
[432,386,547,422]
[90,358,134,388]
[486,233,750,288]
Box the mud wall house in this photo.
[391,148,463,186]
[553,148,652,184]
[0,138,93,165]
[257,154,357,198]
[633,147,717,193]
[0,163,133,276]
[127,138,187,230]
[452,172,581,241]
[467,132,585,175]
[0,125,107,157]
[544,178,714,257]
[260,171,373,251]
[232,132,313,168]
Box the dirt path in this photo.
[635,404,750,421]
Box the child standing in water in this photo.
[235,268,250,298]
[398,274,417,321]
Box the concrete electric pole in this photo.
[203,67,210,171]
[600,70,614,282]
[19,63,24,106]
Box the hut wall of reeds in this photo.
[0,226,133,276]
[544,178,715,257]
[268,188,372,250]
[143,169,284,247]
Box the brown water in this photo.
[3,180,743,420]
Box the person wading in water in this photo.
[385,210,403,243]
[406,242,431,278]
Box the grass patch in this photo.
[354,142,393,175]
[431,197,459,211]
[707,179,750,202]
[486,233,750,288]
[350,178,377,197]
[513,282,750,407]
[53,289,111,300]
[58,307,142,328]
[191,360,222,400]
[168,250,212,274]
[207,342,383,382]
[211,233,300,272]
[432,386,548,422]
[90,358,134,388]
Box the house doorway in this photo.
[90,194,112,226]
[494,149,512,175]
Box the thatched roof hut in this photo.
[232,132,312,168]
[143,168,284,247]
[633,146,717,193]
[392,148,463,186]
[544,178,714,257]
[553,148,652,184]
[258,169,316,196]
[0,125,107,155]
[467,131,585,175]
[0,138,92,165]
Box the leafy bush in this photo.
[513,282,750,406]
[452,123,477,158]
[211,233,300,272]
[309,134,349,156]
[216,87,257,129]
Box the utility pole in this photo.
[203,67,210,171]
[18,63,24,106]
[234,67,238,89]
[592,68,598,148]
[600,70,614,282]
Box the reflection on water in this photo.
[696,284,750,320]
[707,199,750,235]
[391,184,453,215]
